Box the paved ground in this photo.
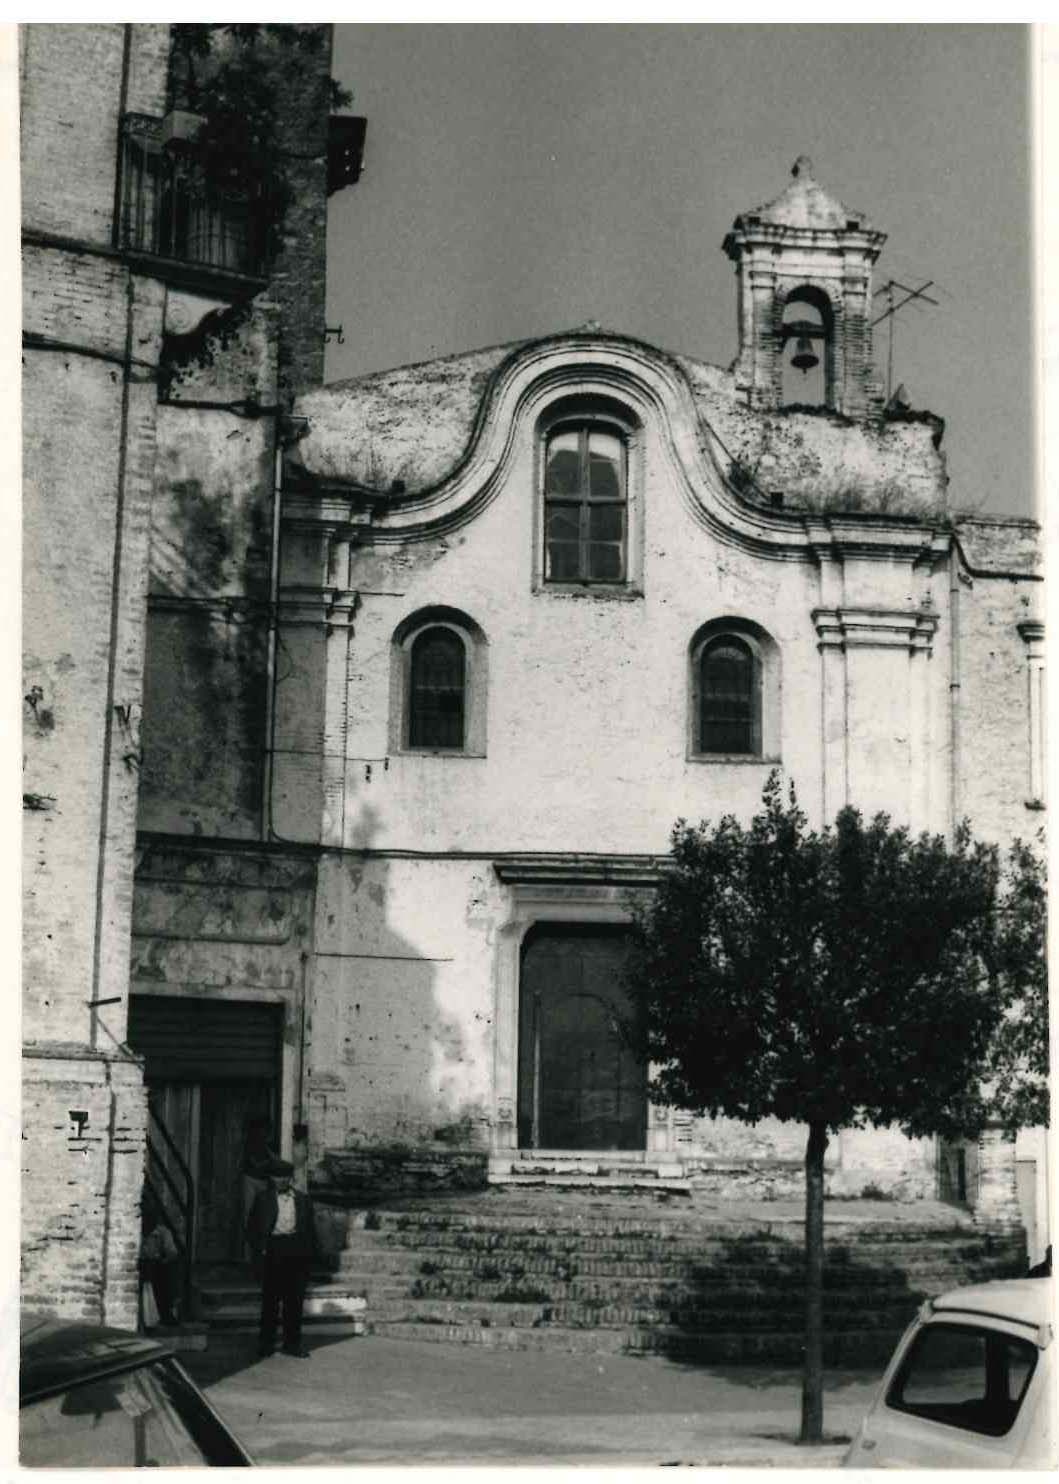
[183,1330,882,1467]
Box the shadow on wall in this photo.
[140,466,272,834]
[314,796,482,1174]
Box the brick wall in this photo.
[268,24,333,402]
[22,1050,146,1327]
[20,24,169,246]
[21,23,168,1324]
[22,266,164,1046]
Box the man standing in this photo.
[246,1157,318,1359]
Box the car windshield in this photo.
[887,1321,1038,1438]
[21,1359,215,1467]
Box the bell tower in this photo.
[723,156,887,420]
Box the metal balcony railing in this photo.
[119,113,267,279]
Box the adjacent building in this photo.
[21,21,364,1319]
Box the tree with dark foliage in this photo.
[626,775,1038,1443]
[986,836,1048,1134]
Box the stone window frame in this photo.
[390,606,488,757]
[532,394,645,599]
[688,618,781,763]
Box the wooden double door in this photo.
[148,1080,275,1265]
[517,924,646,1151]
[128,995,283,1265]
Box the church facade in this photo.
[24,68,1041,1326]
[133,159,1043,1232]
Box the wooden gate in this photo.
[517,924,645,1151]
[128,996,283,1264]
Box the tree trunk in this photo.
[800,1120,828,1444]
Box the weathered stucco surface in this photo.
[275,330,1039,1191]
[131,842,318,1162]
[292,342,511,491]
[138,302,279,838]
[307,856,499,1155]
[291,333,949,519]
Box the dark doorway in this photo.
[127,996,283,1263]
[517,923,645,1151]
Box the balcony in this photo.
[118,113,269,286]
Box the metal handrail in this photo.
[145,1102,197,1320]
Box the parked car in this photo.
[843,1279,1055,1469]
[20,1313,252,1467]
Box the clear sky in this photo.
[326,24,1033,519]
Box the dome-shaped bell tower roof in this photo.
[742,154,872,232]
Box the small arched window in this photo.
[408,627,466,749]
[543,422,627,584]
[699,635,758,755]
[392,608,488,757]
[689,621,779,761]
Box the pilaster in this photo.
[1017,620,1045,805]
[813,606,938,827]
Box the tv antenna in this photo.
[871,279,939,400]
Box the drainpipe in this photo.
[260,421,283,841]
[948,542,962,834]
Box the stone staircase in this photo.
[335,1190,1026,1365]
[191,1263,366,1337]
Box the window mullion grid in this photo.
[577,428,591,581]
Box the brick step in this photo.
[353,1216,996,1252]
[339,1240,1014,1276]
[341,1249,1022,1285]
[351,1205,983,1237]
[491,1174,692,1192]
[196,1273,353,1304]
[370,1295,921,1331]
[398,1275,940,1308]
[195,1279,367,1332]
[366,1318,903,1365]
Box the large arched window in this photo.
[543,422,628,584]
[391,608,488,756]
[409,627,466,749]
[689,621,780,761]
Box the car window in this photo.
[21,1360,214,1467]
[887,1322,1038,1438]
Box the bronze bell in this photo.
[791,337,819,373]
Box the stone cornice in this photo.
[812,607,939,654]
[282,489,376,539]
[723,221,886,262]
[494,854,664,887]
[277,587,358,629]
